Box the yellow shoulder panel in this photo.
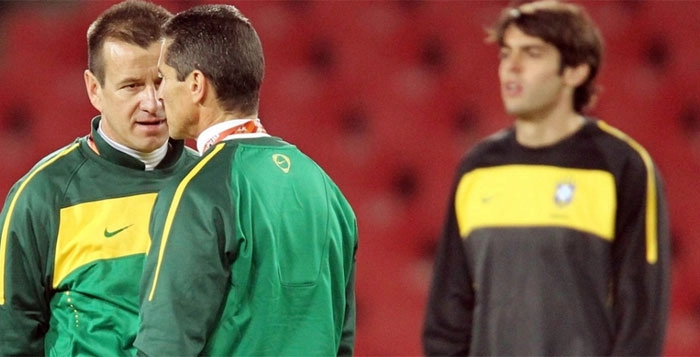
[455,165,616,241]
[53,193,157,287]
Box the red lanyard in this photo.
[88,135,100,154]
[202,120,267,152]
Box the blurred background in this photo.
[1,0,698,355]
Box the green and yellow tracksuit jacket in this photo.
[135,135,358,356]
[423,119,670,356]
[0,117,197,356]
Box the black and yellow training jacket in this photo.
[423,118,670,356]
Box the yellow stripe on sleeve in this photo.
[148,143,225,301]
[0,143,80,305]
[597,121,659,263]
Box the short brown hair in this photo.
[162,4,264,115]
[87,0,172,85]
[487,0,603,113]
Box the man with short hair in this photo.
[423,1,670,355]
[0,1,197,354]
[135,4,357,356]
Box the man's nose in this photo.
[504,53,523,73]
[141,85,160,112]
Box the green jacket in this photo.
[0,117,197,356]
[135,136,357,356]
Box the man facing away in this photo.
[0,1,197,355]
[423,1,670,355]
[134,4,357,356]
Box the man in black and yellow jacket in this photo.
[423,1,670,356]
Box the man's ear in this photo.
[84,70,102,112]
[189,70,207,105]
[564,63,591,88]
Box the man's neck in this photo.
[514,107,585,148]
[196,118,268,155]
[98,120,168,170]
[199,108,257,135]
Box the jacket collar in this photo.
[88,116,186,170]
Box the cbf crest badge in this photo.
[554,182,575,206]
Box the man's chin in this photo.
[504,106,521,117]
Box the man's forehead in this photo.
[502,26,552,49]
[102,39,160,61]
[101,42,159,83]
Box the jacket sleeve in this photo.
[337,259,356,357]
[422,177,474,356]
[0,182,52,356]
[610,158,670,355]
[135,166,232,356]
[337,195,358,357]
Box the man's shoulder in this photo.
[477,127,513,148]
[462,127,514,163]
[4,138,88,209]
[23,139,88,182]
[589,120,656,167]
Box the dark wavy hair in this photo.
[487,0,603,113]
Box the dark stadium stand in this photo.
[1,1,698,355]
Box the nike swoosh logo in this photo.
[104,224,133,238]
[272,154,291,173]
[481,196,496,203]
